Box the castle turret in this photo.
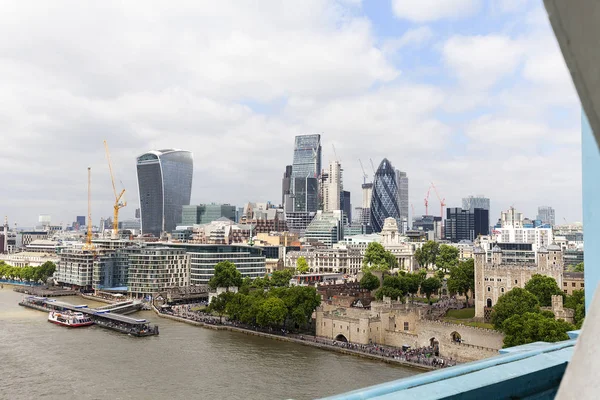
[474,246,486,319]
[491,245,502,265]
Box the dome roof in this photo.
[474,246,485,254]
[492,245,502,253]
[538,246,549,253]
[547,243,561,251]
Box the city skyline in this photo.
[0,1,581,227]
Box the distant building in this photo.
[563,272,584,295]
[76,216,86,227]
[154,243,266,285]
[397,171,409,233]
[304,210,344,247]
[19,231,49,248]
[286,247,362,275]
[370,159,401,233]
[290,134,321,213]
[462,195,490,212]
[341,190,352,224]
[181,204,236,226]
[282,165,292,207]
[445,208,488,242]
[323,160,342,212]
[412,215,442,238]
[537,206,556,226]
[135,208,141,219]
[128,247,190,297]
[55,248,95,287]
[137,149,193,237]
[93,248,134,291]
[285,211,316,235]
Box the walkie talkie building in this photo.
[370,158,401,233]
[136,149,193,237]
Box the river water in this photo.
[0,287,417,400]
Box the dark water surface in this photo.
[0,288,417,400]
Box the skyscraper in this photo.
[462,195,490,212]
[537,206,556,226]
[341,190,351,223]
[370,158,401,233]
[445,207,489,242]
[323,160,342,212]
[290,134,321,212]
[137,149,193,237]
[397,170,409,232]
[282,165,292,207]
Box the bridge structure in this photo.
[19,296,158,337]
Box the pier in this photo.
[19,296,159,337]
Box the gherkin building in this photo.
[370,158,401,232]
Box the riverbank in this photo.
[152,306,432,371]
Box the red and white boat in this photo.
[48,311,94,327]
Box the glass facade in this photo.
[397,170,409,231]
[137,150,193,237]
[290,134,321,211]
[181,204,236,226]
[370,158,401,232]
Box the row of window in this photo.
[564,282,584,288]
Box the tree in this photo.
[420,277,442,305]
[374,286,404,301]
[271,269,294,287]
[435,245,459,273]
[565,290,585,328]
[208,261,242,290]
[256,296,287,328]
[415,241,439,269]
[572,262,584,272]
[362,242,396,272]
[208,292,232,323]
[359,272,380,291]
[405,273,421,301]
[447,259,475,306]
[296,257,309,275]
[278,285,321,328]
[524,274,564,306]
[491,288,540,330]
[502,312,574,347]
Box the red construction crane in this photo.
[430,182,446,239]
[424,186,432,215]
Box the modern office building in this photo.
[462,195,490,212]
[412,215,443,238]
[136,149,193,237]
[290,134,321,212]
[323,160,342,212]
[152,243,266,285]
[341,190,351,223]
[284,211,315,235]
[304,210,344,247]
[282,165,292,207]
[128,247,190,297]
[397,170,409,232]
[445,207,488,242]
[370,158,401,233]
[76,216,86,227]
[537,206,556,226]
[181,204,236,226]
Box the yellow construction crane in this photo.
[82,167,95,251]
[104,140,126,240]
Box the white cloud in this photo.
[392,0,480,22]
[442,34,525,89]
[382,26,434,54]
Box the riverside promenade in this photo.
[153,305,457,371]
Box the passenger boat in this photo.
[48,311,94,327]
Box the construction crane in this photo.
[431,182,446,239]
[424,185,432,215]
[358,159,369,184]
[369,158,376,174]
[104,140,127,240]
[411,203,415,218]
[332,144,340,163]
[82,167,95,251]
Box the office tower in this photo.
[445,207,489,242]
[290,135,321,211]
[341,190,351,223]
[135,208,141,219]
[137,149,193,237]
[323,160,342,212]
[181,204,236,226]
[360,182,373,226]
[537,206,556,226]
[370,158,401,233]
[462,195,490,212]
[397,170,409,232]
[76,216,86,227]
[282,165,292,206]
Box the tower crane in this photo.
[104,140,127,240]
[369,158,376,174]
[358,159,369,184]
[332,144,340,163]
[424,186,432,215]
[430,182,446,239]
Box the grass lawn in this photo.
[191,305,207,312]
[446,308,475,319]
[443,319,495,330]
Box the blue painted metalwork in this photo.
[582,112,598,312]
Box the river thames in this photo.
[0,287,418,400]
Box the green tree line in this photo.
[0,261,56,283]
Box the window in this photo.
[357,328,359,332]
[501,288,505,293]
[564,282,567,287]
[572,283,576,287]
[515,280,518,284]
[404,322,409,331]
[581,283,585,288]
[564,290,568,294]
[487,287,491,292]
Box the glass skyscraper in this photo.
[137,149,193,237]
[397,170,409,232]
[290,134,321,212]
[370,158,401,233]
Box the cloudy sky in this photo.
[0,0,582,228]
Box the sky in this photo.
[0,0,582,228]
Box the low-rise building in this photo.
[304,210,344,247]
[563,272,584,295]
[286,246,363,275]
[0,251,59,267]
